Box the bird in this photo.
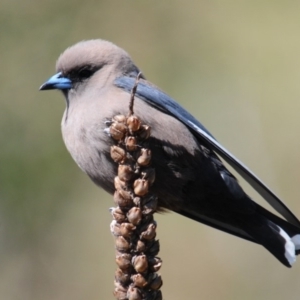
[40,39,300,267]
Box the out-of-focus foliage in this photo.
[1,1,300,299]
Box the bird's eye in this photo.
[77,67,94,79]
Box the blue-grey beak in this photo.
[39,72,72,90]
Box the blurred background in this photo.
[2,1,300,299]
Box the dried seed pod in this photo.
[138,124,151,139]
[125,136,138,151]
[111,207,127,223]
[156,290,163,300]
[110,220,121,236]
[116,253,132,270]
[114,279,125,290]
[133,166,141,177]
[133,196,141,206]
[127,207,142,225]
[148,257,162,272]
[137,148,151,166]
[142,195,158,215]
[114,177,133,201]
[114,190,133,208]
[127,115,141,132]
[146,290,162,300]
[132,255,148,273]
[111,146,126,163]
[127,286,142,300]
[140,216,154,229]
[119,222,136,237]
[140,223,157,240]
[118,164,134,182]
[139,218,155,232]
[146,240,160,256]
[113,283,127,300]
[141,168,155,186]
[148,273,163,290]
[114,176,126,191]
[135,240,146,252]
[118,188,133,203]
[131,273,148,288]
[113,114,126,123]
[110,113,162,298]
[115,268,130,285]
[115,236,130,252]
[133,178,149,196]
[110,122,127,140]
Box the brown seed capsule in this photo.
[148,257,162,272]
[127,207,142,225]
[127,115,141,132]
[127,286,142,300]
[149,290,162,300]
[115,236,130,252]
[133,178,149,196]
[131,273,148,288]
[141,168,155,185]
[140,223,156,240]
[116,253,132,270]
[137,148,151,166]
[133,197,141,206]
[118,164,134,182]
[115,268,130,285]
[142,194,158,215]
[138,216,153,231]
[113,114,127,124]
[111,207,127,223]
[146,240,160,256]
[114,279,125,291]
[113,283,127,300]
[125,136,138,151]
[120,222,136,237]
[110,122,127,140]
[114,176,126,191]
[132,255,148,273]
[138,124,151,139]
[111,146,126,163]
[118,188,133,202]
[110,220,121,236]
[135,240,146,252]
[114,190,133,208]
[114,177,133,202]
[148,273,163,290]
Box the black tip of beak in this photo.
[39,82,54,91]
[39,72,72,91]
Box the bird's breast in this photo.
[61,106,116,193]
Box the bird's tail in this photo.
[178,204,300,267]
[241,212,300,267]
[257,205,300,262]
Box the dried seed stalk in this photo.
[109,112,162,300]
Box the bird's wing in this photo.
[114,76,300,227]
[177,208,257,243]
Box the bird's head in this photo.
[39,39,141,99]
